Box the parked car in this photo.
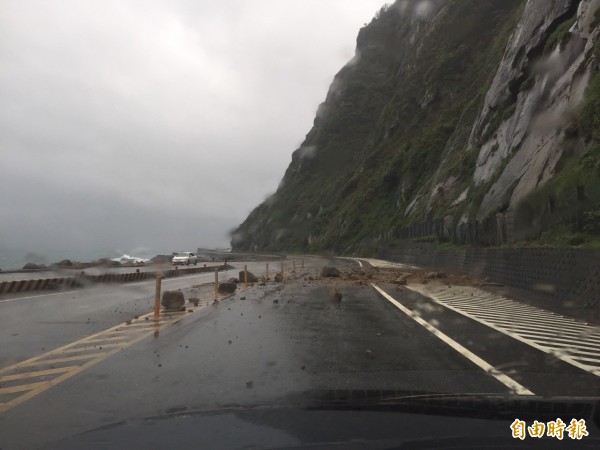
[171,252,198,265]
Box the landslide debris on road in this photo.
[321,267,341,278]
[313,266,484,289]
[247,264,484,292]
[218,282,237,294]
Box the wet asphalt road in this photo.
[0,261,269,368]
[0,257,598,449]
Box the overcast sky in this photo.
[0,0,384,261]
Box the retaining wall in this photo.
[0,265,230,295]
[378,246,600,304]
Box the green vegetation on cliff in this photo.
[233,0,524,252]
[233,0,600,253]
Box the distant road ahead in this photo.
[0,262,221,282]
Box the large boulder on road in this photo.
[238,271,258,283]
[161,291,185,310]
[218,282,237,294]
[321,267,341,278]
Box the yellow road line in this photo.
[0,345,129,413]
[120,322,169,328]
[0,381,50,395]
[20,354,102,367]
[0,367,75,382]
[80,335,131,344]
[0,294,222,414]
[61,343,123,354]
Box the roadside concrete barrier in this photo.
[0,264,231,295]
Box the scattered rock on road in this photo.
[162,291,185,310]
[321,267,341,278]
[238,271,258,283]
[218,282,237,294]
[274,272,284,282]
[328,288,343,303]
[394,273,411,285]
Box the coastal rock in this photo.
[55,259,73,267]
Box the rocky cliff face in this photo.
[233,0,600,252]
[469,0,600,217]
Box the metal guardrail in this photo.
[205,251,286,261]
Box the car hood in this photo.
[42,391,600,450]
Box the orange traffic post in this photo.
[153,275,162,320]
[214,267,219,299]
[244,264,248,288]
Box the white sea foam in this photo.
[111,254,150,264]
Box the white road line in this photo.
[354,259,364,268]
[563,348,600,358]
[0,290,80,303]
[371,283,534,396]
[496,325,590,339]
[522,336,600,350]
[451,309,589,330]
[440,301,597,332]
[127,273,214,287]
[408,286,600,377]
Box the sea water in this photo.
[0,247,154,271]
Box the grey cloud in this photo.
[0,0,384,265]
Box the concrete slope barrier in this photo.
[0,264,231,295]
